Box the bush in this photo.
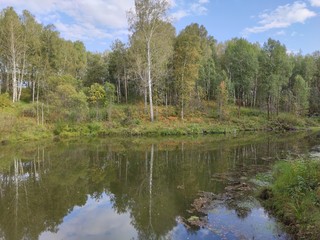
[20,88,32,103]
[261,159,320,238]
[276,113,305,128]
[20,104,37,118]
[0,93,12,108]
[87,122,102,135]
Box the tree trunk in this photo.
[181,98,184,120]
[36,78,39,125]
[147,40,154,122]
[165,92,168,117]
[117,75,121,103]
[237,99,241,118]
[144,85,148,114]
[11,26,18,102]
[124,72,128,104]
[17,50,26,101]
[6,67,10,93]
[267,95,271,120]
[41,103,44,125]
[32,80,35,103]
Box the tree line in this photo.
[1,1,320,123]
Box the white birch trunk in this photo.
[147,40,154,121]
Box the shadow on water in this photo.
[0,131,319,239]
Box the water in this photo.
[0,132,319,240]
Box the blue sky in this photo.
[1,0,319,54]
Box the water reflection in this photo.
[0,132,318,239]
[40,194,137,240]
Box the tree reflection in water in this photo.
[0,132,317,239]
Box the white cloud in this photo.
[39,194,138,240]
[191,3,208,15]
[54,21,113,42]
[0,0,133,51]
[0,0,210,50]
[170,0,210,21]
[310,0,320,7]
[171,10,189,21]
[244,2,316,34]
[275,30,286,36]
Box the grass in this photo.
[259,159,320,239]
[0,97,319,143]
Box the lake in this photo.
[0,131,319,240]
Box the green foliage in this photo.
[88,83,106,106]
[20,88,32,103]
[258,38,292,118]
[173,23,202,118]
[292,75,309,115]
[47,78,88,122]
[84,52,109,86]
[1,6,320,143]
[104,82,116,106]
[20,103,37,118]
[262,160,320,238]
[224,38,259,104]
[275,113,305,129]
[217,81,229,120]
[0,93,12,108]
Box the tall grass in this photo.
[260,159,320,238]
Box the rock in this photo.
[188,216,199,222]
[259,188,273,200]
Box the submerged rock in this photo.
[259,188,273,200]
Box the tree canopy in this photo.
[1,5,320,122]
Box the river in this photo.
[0,131,319,240]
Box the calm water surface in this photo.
[0,132,319,240]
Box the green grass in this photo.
[1,99,319,142]
[259,159,320,239]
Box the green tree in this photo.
[309,51,320,114]
[0,7,23,102]
[128,0,170,121]
[84,52,109,87]
[48,82,88,122]
[198,36,216,101]
[292,75,309,115]
[88,83,106,107]
[173,24,201,119]
[149,22,175,116]
[217,81,228,119]
[22,10,43,103]
[258,38,291,119]
[88,82,115,121]
[109,40,128,103]
[224,38,259,114]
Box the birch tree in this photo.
[0,7,23,102]
[173,24,201,119]
[127,0,170,121]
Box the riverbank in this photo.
[258,159,320,239]
[1,102,319,143]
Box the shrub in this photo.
[0,93,12,108]
[261,159,320,238]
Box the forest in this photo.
[1,2,320,238]
[1,1,320,137]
